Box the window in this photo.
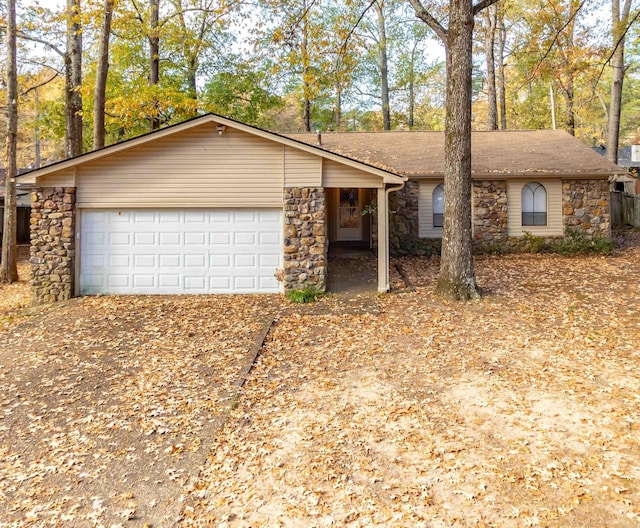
[433,184,444,228]
[521,182,547,226]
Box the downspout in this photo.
[383,180,406,292]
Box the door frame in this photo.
[335,188,364,241]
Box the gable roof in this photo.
[17,113,405,185]
[288,129,625,179]
[17,115,624,185]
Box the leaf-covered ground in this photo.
[1,237,640,527]
[182,238,640,527]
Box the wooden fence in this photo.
[610,191,640,228]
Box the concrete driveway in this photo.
[0,295,279,527]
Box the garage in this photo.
[20,114,402,304]
[80,208,283,294]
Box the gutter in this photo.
[382,180,406,292]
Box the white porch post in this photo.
[377,186,389,293]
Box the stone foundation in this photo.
[282,187,327,292]
[30,187,76,304]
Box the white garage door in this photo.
[80,209,283,294]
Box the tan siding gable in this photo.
[507,179,563,237]
[418,181,444,238]
[322,159,383,188]
[77,123,284,208]
[283,146,321,187]
[41,170,76,187]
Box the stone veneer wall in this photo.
[391,178,611,256]
[562,179,611,238]
[389,181,418,253]
[389,182,443,255]
[30,187,76,304]
[472,180,508,251]
[283,187,327,292]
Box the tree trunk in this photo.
[335,81,342,130]
[2,0,19,283]
[186,59,198,103]
[437,0,479,300]
[149,0,160,131]
[484,5,498,130]
[93,0,114,150]
[302,2,311,132]
[560,77,576,136]
[65,0,83,157]
[375,0,391,130]
[496,6,507,130]
[409,43,417,128]
[606,0,632,164]
[409,63,415,128]
[561,0,580,136]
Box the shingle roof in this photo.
[287,129,624,179]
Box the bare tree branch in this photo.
[6,29,66,57]
[20,72,61,96]
[528,0,587,82]
[408,0,447,42]
[473,0,502,16]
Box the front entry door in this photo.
[336,188,362,241]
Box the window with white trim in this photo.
[521,182,547,226]
[433,184,444,228]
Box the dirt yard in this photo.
[1,237,640,527]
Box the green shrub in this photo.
[556,229,614,256]
[286,287,324,303]
[522,231,546,253]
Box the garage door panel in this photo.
[111,211,132,223]
[134,275,155,288]
[235,232,256,245]
[134,255,155,267]
[80,209,283,294]
[134,211,155,222]
[110,254,130,267]
[159,275,180,288]
[185,232,206,245]
[159,255,180,267]
[209,276,231,290]
[185,254,207,268]
[110,232,131,246]
[108,275,130,288]
[160,232,181,245]
[185,211,206,223]
[184,276,206,290]
[210,254,230,267]
[134,232,156,245]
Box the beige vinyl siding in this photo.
[322,160,384,188]
[507,179,563,237]
[283,146,321,187]
[40,170,76,187]
[76,123,284,208]
[418,181,444,238]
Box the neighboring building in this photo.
[0,169,35,244]
[593,144,639,193]
[17,114,624,304]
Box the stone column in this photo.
[30,187,76,304]
[473,180,508,251]
[562,179,611,239]
[283,187,327,293]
